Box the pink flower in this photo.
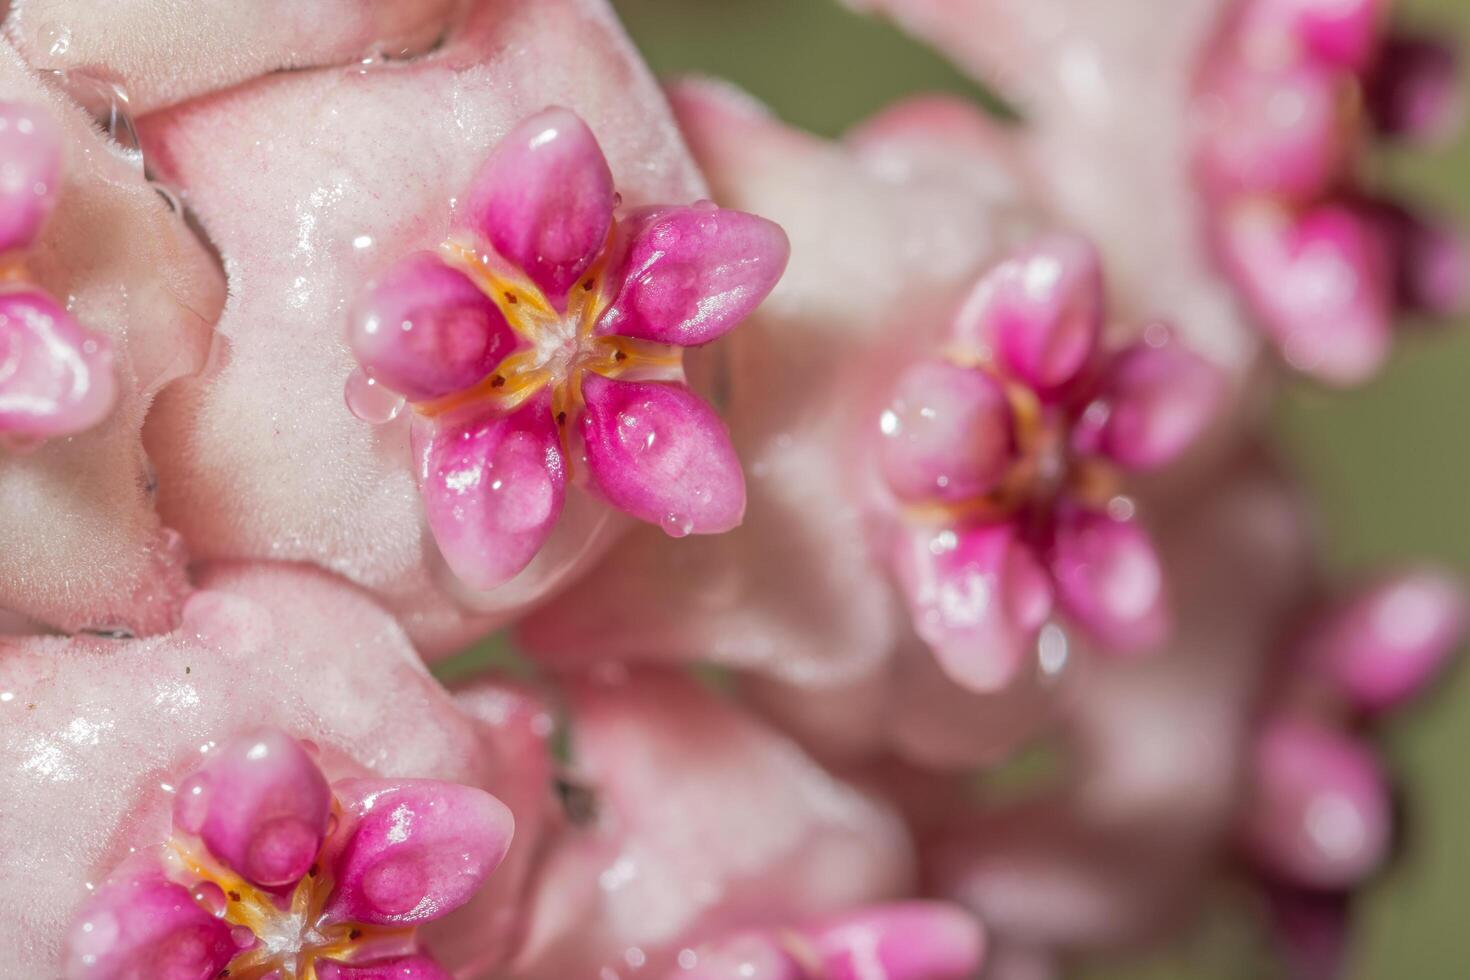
[348,107,787,591]
[881,234,1225,690]
[1197,0,1468,383]
[135,1,749,654]
[0,563,542,978]
[65,728,512,980]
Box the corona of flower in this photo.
[1196,0,1467,383]
[64,728,512,980]
[879,234,1224,690]
[0,99,116,446]
[349,107,789,590]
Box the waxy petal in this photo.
[0,101,61,253]
[1241,718,1392,889]
[578,373,744,535]
[952,234,1102,395]
[595,204,789,346]
[1091,334,1224,471]
[324,779,513,926]
[175,729,331,889]
[63,867,236,980]
[317,956,454,980]
[350,252,517,403]
[879,359,1014,504]
[1049,508,1169,655]
[466,106,613,305]
[0,289,116,439]
[1298,570,1467,713]
[415,396,566,592]
[892,522,1054,692]
[800,902,985,980]
[1217,201,1393,385]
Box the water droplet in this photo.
[45,71,141,164]
[611,192,624,209]
[192,881,227,917]
[344,368,405,424]
[230,925,257,950]
[660,513,694,538]
[692,198,717,212]
[150,181,182,217]
[696,216,719,236]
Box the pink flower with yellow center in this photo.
[348,107,788,590]
[879,234,1225,691]
[64,728,512,980]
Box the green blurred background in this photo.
[607,1,1470,976]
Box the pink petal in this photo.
[465,106,613,305]
[1241,718,1392,889]
[62,866,236,980]
[952,234,1102,395]
[879,359,1014,504]
[0,101,60,253]
[1298,570,1467,713]
[1090,333,1224,471]
[578,373,744,535]
[595,204,789,347]
[350,252,518,403]
[1279,0,1388,73]
[0,289,116,439]
[317,957,453,980]
[1367,35,1464,143]
[892,522,1053,692]
[1217,201,1393,385]
[414,395,566,592]
[800,902,985,980]
[1194,60,1350,199]
[1049,507,1169,655]
[323,778,512,926]
[174,728,331,889]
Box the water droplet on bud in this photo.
[661,512,694,538]
[344,368,405,424]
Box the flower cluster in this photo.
[0,2,1462,980]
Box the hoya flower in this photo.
[0,564,543,978]
[1197,0,1468,383]
[0,98,115,445]
[0,41,224,637]
[672,902,984,980]
[348,106,787,591]
[509,670,914,978]
[135,0,718,654]
[880,233,1225,690]
[844,0,1466,387]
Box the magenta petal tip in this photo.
[879,359,1014,504]
[1094,334,1225,472]
[63,868,236,980]
[578,373,745,536]
[324,778,513,927]
[801,902,985,980]
[1049,507,1169,655]
[0,289,117,440]
[316,955,454,980]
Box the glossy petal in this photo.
[62,867,236,980]
[1236,0,1388,73]
[1092,335,1224,471]
[595,204,789,346]
[1050,508,1169,655]
[465,106,613,305]
[801,902,985,980]
[415,395,566,592]
[1241,718,1392,889]
[879,359,1014,504]
[1298,570,1467,713]
[1218,201,1393,385]
[0,289,116,439]
[1367,35,1464,143]
[174,729,331,889]
[578,373,744,534]
[952,234,1102,395]
[892,522,1054,692]
[350,252,517,403]
[316,957,454,980]
[0,101,61,253]
[1195,61,1350,199]
[324,779,513,926]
